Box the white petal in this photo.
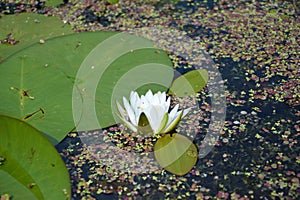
[123,96,137,126]
[168,104,179,121]
[116,101,127,119]
[156,113,168,134]
[119,116,137,132]
[182,107,192,118]
[152,91,160,105]
[165,96,171,111]
[130,91,135,99]
[144,105,166,134]
[145,89,153,100]
[164,110,183,133]
[159,91,166,104]
[165,104,180,128]
[130,91,140,112]
[129,91,136,104]
[140,95,150,110]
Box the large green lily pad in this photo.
[0,13,73,61]
[107,0,120,4]
[95,49,174,130]
[0,32,174,144]
[45,0,64,6]
[0,115,71,199]
[72,32,174,131]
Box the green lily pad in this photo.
[107,0,120,4]
[45,0,64,6]
[0,32,174,144]
[169,69,208,97]
[0,115,71,199]
[95,48,174,130]
[0,170,38,200]
[154,133,198,175]
[0,13,73,61]
[72,32,174,132]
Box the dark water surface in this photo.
[3,0,297,199]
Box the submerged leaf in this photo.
[154,133,198,175]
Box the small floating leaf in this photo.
[107,0,120,4]
[0,115,71,199]
[169,69,208,97]
[154,133,198,175]
[45,0,64,7]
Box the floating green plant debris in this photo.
[154,133,198,176]
[0,115,71,199]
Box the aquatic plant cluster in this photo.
[0,0,299,199]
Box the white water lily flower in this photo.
[116,90,190,135]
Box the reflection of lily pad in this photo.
[0,115,71,199]
[169,69,208,97]
[0,13,73,61]
[154,133,198,175]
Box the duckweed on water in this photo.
[1,0,299,199]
